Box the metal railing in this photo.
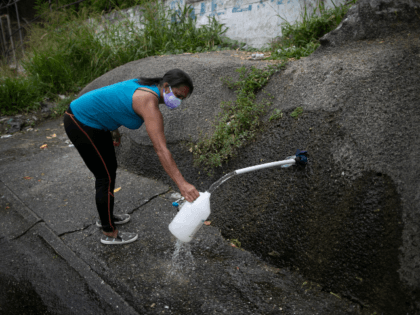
[0,0,24,66]
[0,0,92,65]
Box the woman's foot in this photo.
[96,214,131,228]
[101,230,138,245]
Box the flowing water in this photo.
[169,239,196,276]
[208,171,236,194]
[168,172,236,274]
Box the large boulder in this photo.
[319,0,420,47]
[78,0,420,312]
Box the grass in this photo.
[51,95,77,118]
[193,65,284,171]
[0,75,43,115]
[0,2,229,116]
[290,107,303,119]
[269,109,283,121]
[269,0,356,60]
[34,0,148,15]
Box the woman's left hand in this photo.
[111,130,121,146]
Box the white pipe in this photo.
[235,159,296,175]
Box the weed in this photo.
[230,239,241,247]
[290,107,303,119]
[193,64,284,171]
[269,0,356,60]
[269,109,283,121]
[51,96,76,118]
[0,76,43,115]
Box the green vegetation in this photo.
[290,107,303,119]
[0,2,229,115]
[51,96,77,118]
[0,76,43,115]
[269,109,283,121]
[269,0,356,60]
[34,0,147,15]
[230,239,241,248]
[193,65,284,171]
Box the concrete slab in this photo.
[0,119,169,236]
[0,181,138,315]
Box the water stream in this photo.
[169,239,195,276]
[208,171,236,194]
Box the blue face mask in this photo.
[163,86,182,109]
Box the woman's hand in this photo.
[111,130,121,146]
[179,182,200,203]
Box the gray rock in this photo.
[6,117,23,133]
[319,0,420,48]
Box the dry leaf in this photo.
[40,144,48,149]
[23,176,32,180]
[52,134,57,137]
[204,221,211,226]
[114,187,121,193]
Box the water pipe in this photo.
[208,149,308,194]
[169,150,308,242]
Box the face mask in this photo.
[163,86,182,109]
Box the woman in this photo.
[64,69,200,245]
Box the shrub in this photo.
[193,65,284,171]
[0,76,43,115]
[270,0,356,60]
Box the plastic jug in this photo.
[168,192,211,242]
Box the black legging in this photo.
[63,107,117,233]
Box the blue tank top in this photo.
[70,79,160,131]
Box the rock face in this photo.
[319,0,420,47]
[78,1,420,313]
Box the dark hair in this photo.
[137,69,194,96]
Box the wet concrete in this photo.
[0,118,367,314]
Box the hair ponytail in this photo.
[136,77,162,86]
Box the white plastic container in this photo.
[168,192,211,243]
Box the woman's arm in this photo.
[132,92,199,202]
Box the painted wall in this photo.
[103,0,346,48]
